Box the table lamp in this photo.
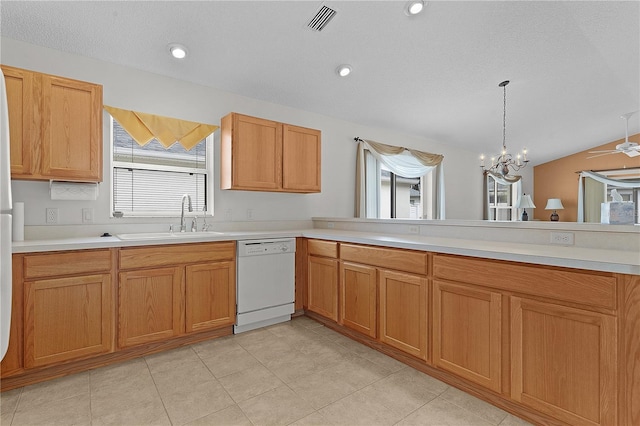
[545,198,564,221]
[515,194,536,221]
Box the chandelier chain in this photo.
[503,83,507,152]
[480,79,529,176]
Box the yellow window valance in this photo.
[104,105,219,151]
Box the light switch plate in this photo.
[82,208,94,224]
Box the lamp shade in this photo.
[516,194,536,209]
[545,198,564,210]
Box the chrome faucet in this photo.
[180,194,192,232]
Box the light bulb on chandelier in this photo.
[480,80,529,176]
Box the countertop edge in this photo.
[11,228,640,275]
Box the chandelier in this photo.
[480,80,529,176]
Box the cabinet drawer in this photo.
[24,249,112,279]
[340,243,427,275]
[308,239,338,258]
[433,254,616,310]
[119,241,235,270]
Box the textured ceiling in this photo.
[1,1,639,165]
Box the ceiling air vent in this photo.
[307,5,337,32]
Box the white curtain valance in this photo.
[355,139,445,219]
[577,171,640,222]
[363,139,443,177]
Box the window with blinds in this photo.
[111,118,213,217]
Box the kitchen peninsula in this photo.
[4,219,640,426]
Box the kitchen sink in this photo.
[117,231,225,241]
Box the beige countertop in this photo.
[11,228,640,275]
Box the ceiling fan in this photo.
[588,111,640,159]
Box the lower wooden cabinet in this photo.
[118,267,184,348]
[511,297,617,426]
[432,280,502,393]
[185,261,236,333]
[117,242,236,348]
[24,273,113,367]
[340,262,377,338]
[307,255,339,321]
[379,269,427,360]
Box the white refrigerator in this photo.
[0,68,12,361]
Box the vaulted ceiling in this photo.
[1,1,638,165]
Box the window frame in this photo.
[366,150,434,219]
[486,173,519,221]
[108,116,215,218]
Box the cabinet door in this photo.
[185,261,236,333]
[2,65,35,177]
[511,297,616,426]
[340,262,377,337]
[24,273,113,368]
[307,256,338,321]
[433,280,502,392]
[228,113,282,190]
[282,124,321,192]
[118,267,184,348]
[379,269,427,360]
[41,74,102,181]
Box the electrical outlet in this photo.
[224,209,233,221]
[327,222,335,229]
[409,225,419,234]
[46,208,58,224]
[550,231,574,245]
[246,208,253,220]
[82,208,93,224]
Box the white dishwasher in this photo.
[235,238,296,333]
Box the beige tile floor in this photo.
[0,316,533,426]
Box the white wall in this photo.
[3,37,510,233]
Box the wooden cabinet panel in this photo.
[41,74,102,181]
[24,249,112,279]
[434,254,616,310]
[511,297,617,426]
[282,124,321,192]
[308,239,338,258]
[119,242,235,270]
[1,65,103,181]
[340,262,377,338]
[220,112,321,193]
[307,256,338,321]
[221,113,282,190]
[118,267,184,348]
[379,269,427,360]
[185,261,236,333]
[433,280,502,393]
[341,243,427,275]
[2,65,35,176]
[24,273,113,367]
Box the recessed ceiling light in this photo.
[336,64,352,77]
[405,0,425,16]
[168,43,188,59]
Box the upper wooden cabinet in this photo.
[220,112,321,193]
[2,65,103,182]
[2,66,34,176]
